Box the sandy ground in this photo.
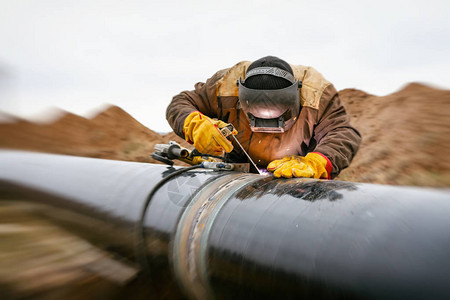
[336,83,450,187]
[1,83,449,187]
[0,106,190,164]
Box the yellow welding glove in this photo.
[183,111,237,156]
[267,152,332,179]
[178,155,218,166]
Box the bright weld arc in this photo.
[259,168,269,175]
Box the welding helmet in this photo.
[237,57,301,133]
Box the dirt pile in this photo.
[1,83,449,187]
[337,83,450,187]
[0,105,190,164]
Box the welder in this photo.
[166,56,361,179]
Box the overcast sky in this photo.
[1,0,449,132]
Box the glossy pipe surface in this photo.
[1,150,450,299]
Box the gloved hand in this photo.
[179,155,218,166]
[267,152,331,179]
[183,111,237,156]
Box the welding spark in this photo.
[259,168,270,175]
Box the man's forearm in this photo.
[314,126,361,178]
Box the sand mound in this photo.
[337,83,450,187]
[0,105,189,164]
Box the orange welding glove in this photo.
[267,152,332,179]
[183,111,237,156]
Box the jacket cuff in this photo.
[311,152,332,179]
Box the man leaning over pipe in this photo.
[166,56,361,179]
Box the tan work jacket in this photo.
[166,61,361,178]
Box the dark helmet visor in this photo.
[238,73,301,133]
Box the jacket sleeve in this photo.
[312,84,361,178]
[165,71,224,139]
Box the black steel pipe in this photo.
[1,150,450,299]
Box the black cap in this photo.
[244,56,293,90]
